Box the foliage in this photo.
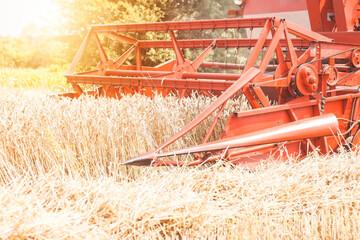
[54,0,237,70]
[0,23,69,69]
[0,68,68,91]
[0,0,238,70]
[163,0,234,21]
[0,36,63,69]
[55,0,174,69]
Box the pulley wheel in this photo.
[295,64,319,96]
[323,65,338,86]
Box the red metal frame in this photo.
[62,1,360,167]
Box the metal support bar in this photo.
[191,40,217,70]
[92,18,271,33]
[67,30,93,74]
[203,103,226,144]
[105,32,137,44]
[137,39,309,49]
[169,30,185,65]
[95,33,108,63]
[114,43,137,68]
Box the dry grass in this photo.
[0,152,360,239]
[0,89,247,180]
[1,87,360,239]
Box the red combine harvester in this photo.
[64,0,360,167]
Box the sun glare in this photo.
[0,0,59,36]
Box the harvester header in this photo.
[62,0,360,167]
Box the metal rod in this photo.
[92,18,271,33]
[137,39,309,49]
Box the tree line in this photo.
[0,0,235,70]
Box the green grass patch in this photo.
[0,68,70,91]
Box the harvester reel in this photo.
[61,14,360,167]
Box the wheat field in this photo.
[0,70,360,239]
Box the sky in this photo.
[0,0,60,36]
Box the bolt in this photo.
[309,76,315,84]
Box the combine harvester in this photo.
[64,0,360,167]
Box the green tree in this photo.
[54,0,238,71]
[55,0,169,69]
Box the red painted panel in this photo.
[243,0,307,15]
